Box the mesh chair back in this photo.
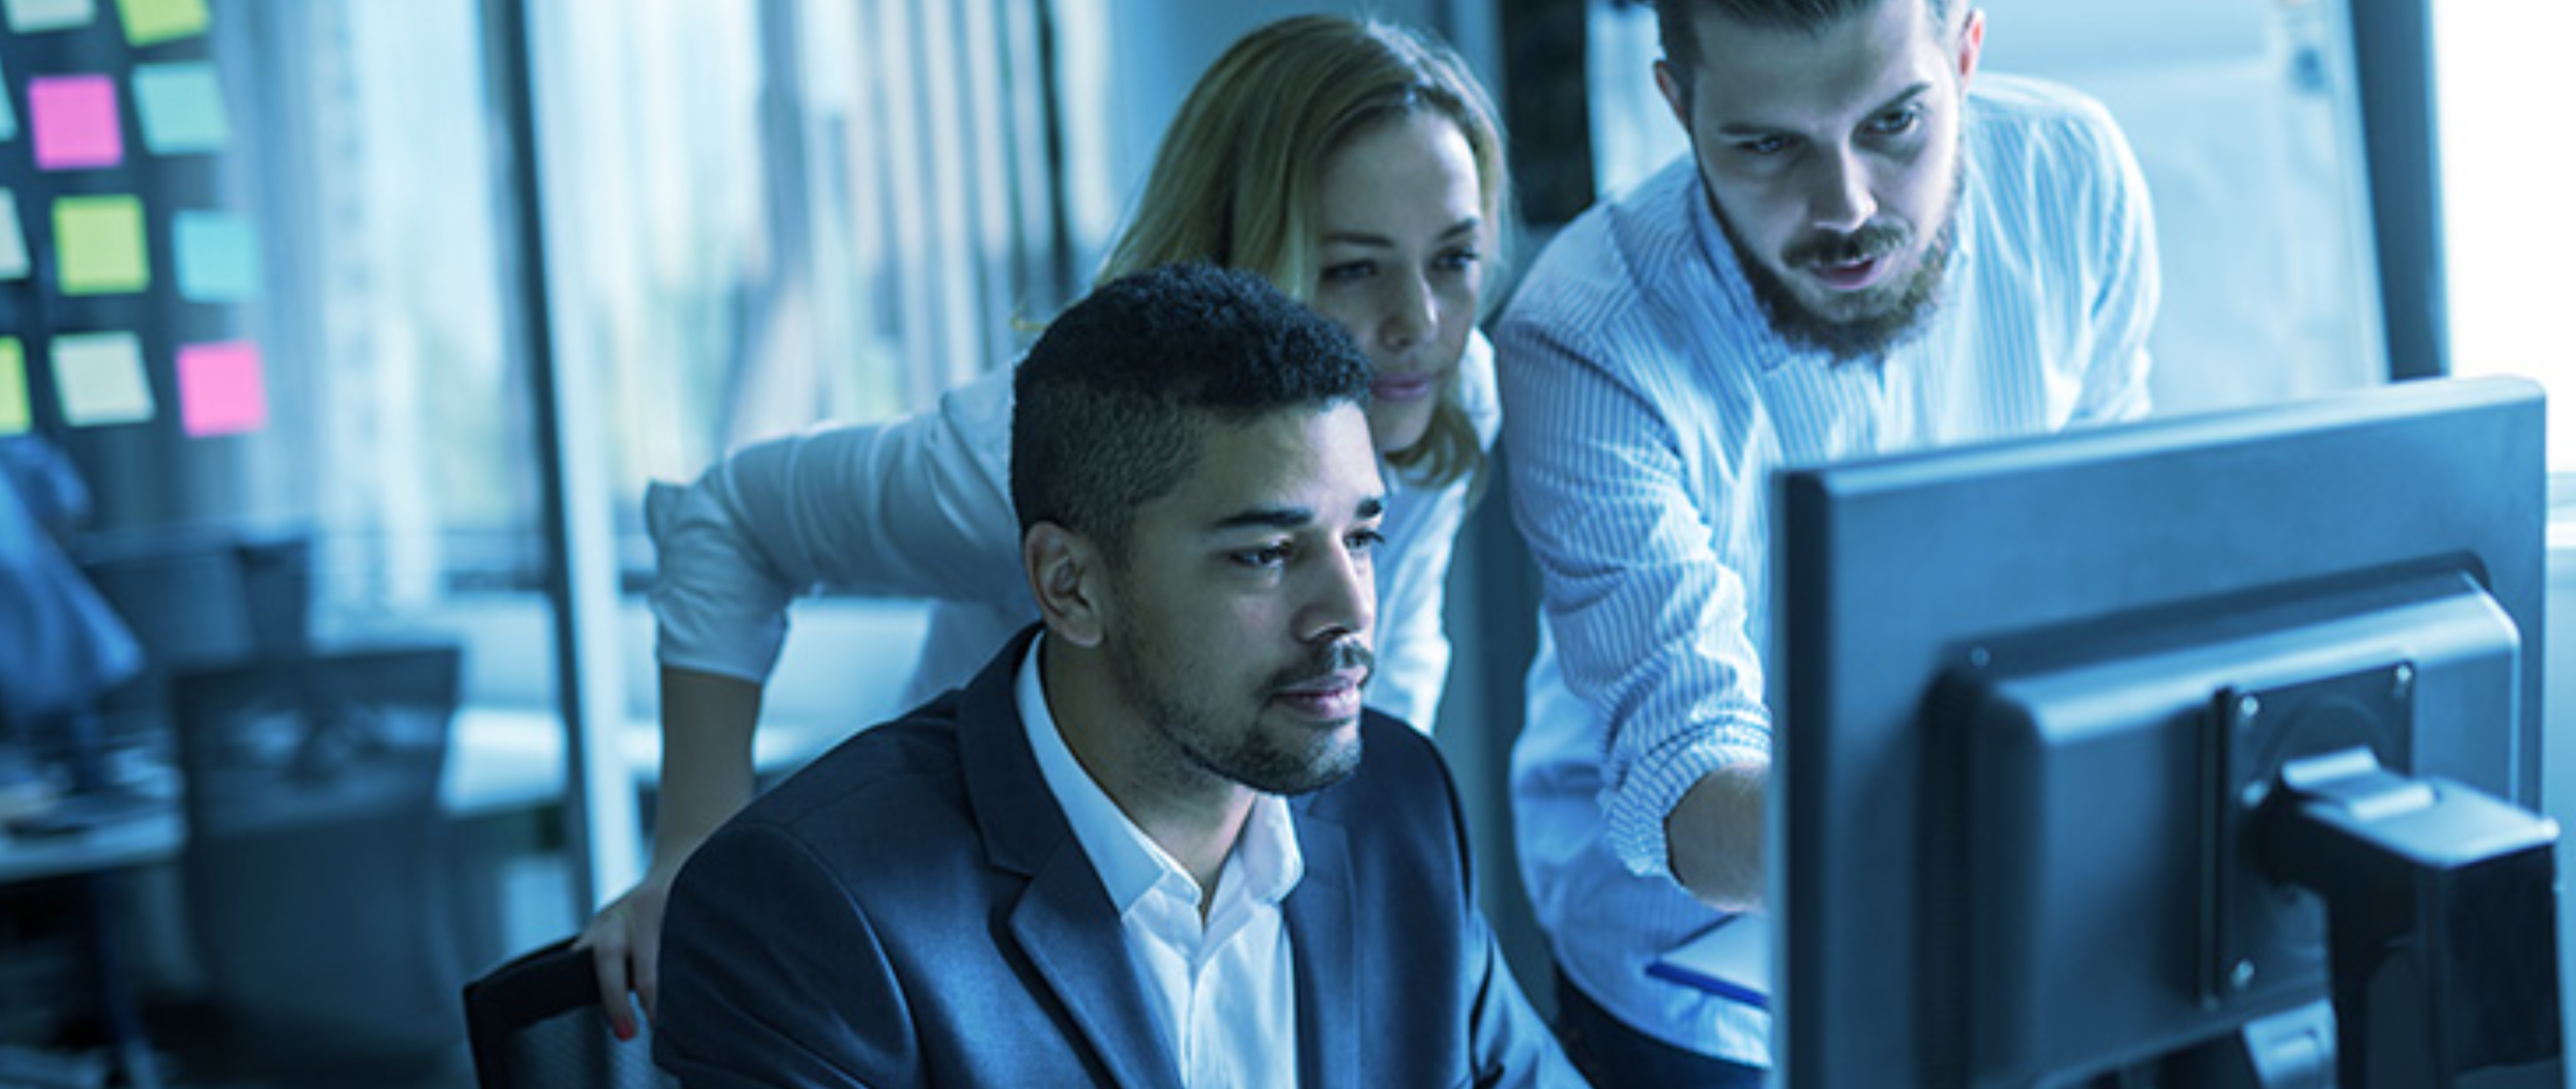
[465,937,674,1089]
[174,643,474,1079]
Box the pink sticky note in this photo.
[177,340,268,437]
[30,76,123,171]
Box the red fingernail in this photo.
[615,1021,637,1042]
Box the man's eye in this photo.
[1348,528,1386,555]
[1734,134,1791,157]
[1232,544,1291,568]
[1867,107,1922,137]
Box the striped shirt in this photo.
[1496,73,2158,1064]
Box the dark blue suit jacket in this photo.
[655,627,1581,1087]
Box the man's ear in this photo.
[1653,58,1691,136]
[1954,7,1986,91]
[1023,523,1109,648]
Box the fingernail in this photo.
[614,1021,637,1042]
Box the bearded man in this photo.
[1494,1,2159,1083]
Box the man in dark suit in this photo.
[652,263,1579,1088]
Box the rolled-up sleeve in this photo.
[649,368,1025,682]
[1497,316,1772,882]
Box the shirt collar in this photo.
[1014,633,1303,916]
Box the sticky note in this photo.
[113,0,204,46]
[0,58,18,142]
[178,341,265,437]
[131,62,227,154]
[54,195,149,295]
[175,210,258,301]
[51,332,154,427]
[0,191,28,280]
[4,0,96,34]
[0,339,29,435]
[30,76,123,171]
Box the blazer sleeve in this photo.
[655,821,916,1089]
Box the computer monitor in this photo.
[1774,376,2562,1087]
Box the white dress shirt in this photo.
[1015,635,1302,1088]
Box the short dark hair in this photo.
[1010,263,1374,561]
[1656,0,1959,88]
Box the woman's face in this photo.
[1308,112,1487,455]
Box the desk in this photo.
[0,805,183,886]
[0,708,855,883]
[443,708,854,818]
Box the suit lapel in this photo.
[960,628,1181,1089]
[1009,852,1180,1089]
[1285,804,1360,1089]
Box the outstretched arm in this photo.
[584,369,1025,1038]
[580,667,762,1040]
[1496,314,1775,910]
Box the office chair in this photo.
[464,936,674,1089]
[173,643,477,1084]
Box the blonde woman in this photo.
[585,13,1513,1039]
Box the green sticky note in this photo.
[175,210,259,301]
[51,331,154,427]
[132,62,228,154]
[54,195,149,295]
[0,190,28,280]
[0,338,30,435]
[113,0,204,46]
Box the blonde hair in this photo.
[1098,14,1510,491]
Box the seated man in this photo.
[653,263,1578,1087]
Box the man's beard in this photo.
[1715,162,1962,365]
[1109,628,1371,798]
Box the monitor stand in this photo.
[2258,746,2565,1089]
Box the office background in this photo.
[0,0,2562,1085]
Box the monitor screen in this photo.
[1774,376,2557,1087]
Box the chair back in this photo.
[174,643,474,1080]
[464,937,675,1089]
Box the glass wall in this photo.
[532,0,1072,544]
[1,0,1081,1074]
[0,0,566,1073]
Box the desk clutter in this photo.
[2,528,494,1087]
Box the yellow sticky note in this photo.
[0,338,30,435]
[54,195,149,295]
[113,0,204,46]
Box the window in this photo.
[529,0,1078,567]
[2434,2,2570,471]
